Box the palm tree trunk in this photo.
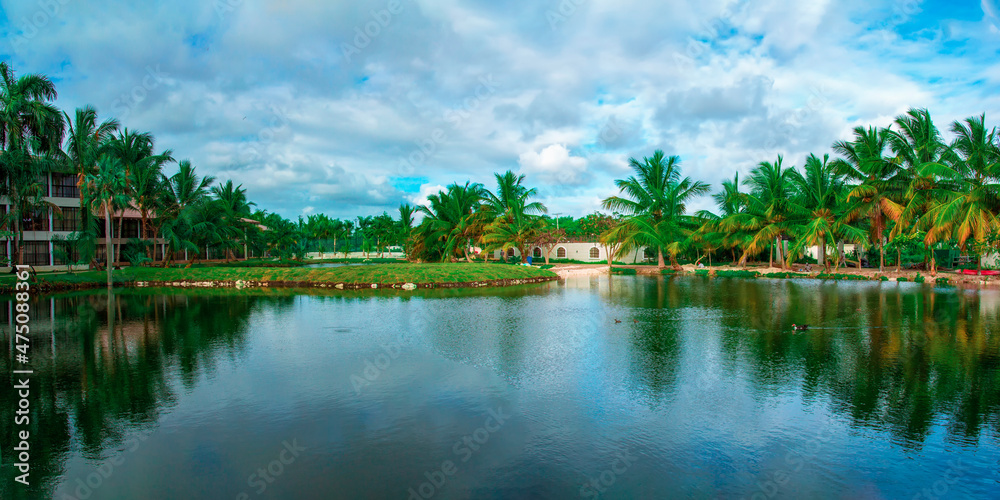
[818,235,826,269]
[105,206,113,289]
[657,248,665,269]
[879,241,885,272]
[114,214,124,267]
[769,243,773,268]
[896,247,901,273]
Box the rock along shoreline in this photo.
[3,275,560,295]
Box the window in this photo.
[23,209,49,231]
[556,247,566,258]
[589,247,600,259]
[0,240,8,263]
[52,173,80,198]
[0,205,7,231]
[23,241,50,266]
[533,247,542,258]
[506,248,515,257]
[53,207,81,232]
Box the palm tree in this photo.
[602,151,709,268]
[158,161,215,264]
[63,106,119,227]
[697,173,746,265]
[721,156,798,268]
[84,155,130,287]
[211,180,256,260]
[889,108,953,272]
[921,114,1000,275]
[786,154,867,271]
[0,62,65,265]
[105,128,174,262]
[398,203,416,255]
[833,126,905,272]
[416,182,485,262]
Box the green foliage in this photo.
[817,273,870,281]
[897,277,908,282]
[610,267,637,275]
[914,273,926,283]
[763,272,808,279]
[716,270,760,278]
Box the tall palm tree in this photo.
[602,151,709,268]
[722,156,798,268]
[833,126,905,272]
[105,128,174,262]
[416,182,485,262]
[787,154,865,271]
[0,62,65,265]
[157,160,215,264]
[84,155,130,287]
[921,114,1000,275]
[211,180,256,260]
[889,108,953,272]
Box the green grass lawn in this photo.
[1,263,557,290]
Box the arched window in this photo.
[507,248,515,257]
[556,247,567,258]
[590,247,600,259]
[533,247,542,258]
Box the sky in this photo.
[2,0,1000,220]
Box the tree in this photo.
[833,126,905,272]
[921,114,1000,275]
[0,62,65,265]
[211,180,255,261]
[415,182,485,262]
[63,106,120,254]
[602,151,709,268]
[84,155,130,288]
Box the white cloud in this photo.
[518,144,590,186]
[7,0,999,219]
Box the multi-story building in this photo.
[1,167,155,272]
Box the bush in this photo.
[611,267,637,275]
[716,270,759,278]
[763,272,808,279]
[817,273,870,281]
[897,277,907,282]
[914,273,925,283]
[936,277,950,284]
[694,269,710,276]
[880,276,889,281]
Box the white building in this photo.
[491,240,651,263]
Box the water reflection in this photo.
[0,277,997,499]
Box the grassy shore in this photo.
[0,263,558,294]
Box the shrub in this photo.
[914,273,925,283]
[763,272,808,279]
[897,277,907,282]
[611,267,637,275]
[817,273,870,281]
[716,270,759,278]
[880,276,889,281]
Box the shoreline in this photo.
[551,263,1000,288]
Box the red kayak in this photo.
[961,269,1000,275]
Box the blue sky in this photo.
[2,0,999,219]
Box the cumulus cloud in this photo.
[518,144,590,187]
[4,0,998,219]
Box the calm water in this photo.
[2,276,999,499]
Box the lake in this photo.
[2,276,999,499]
